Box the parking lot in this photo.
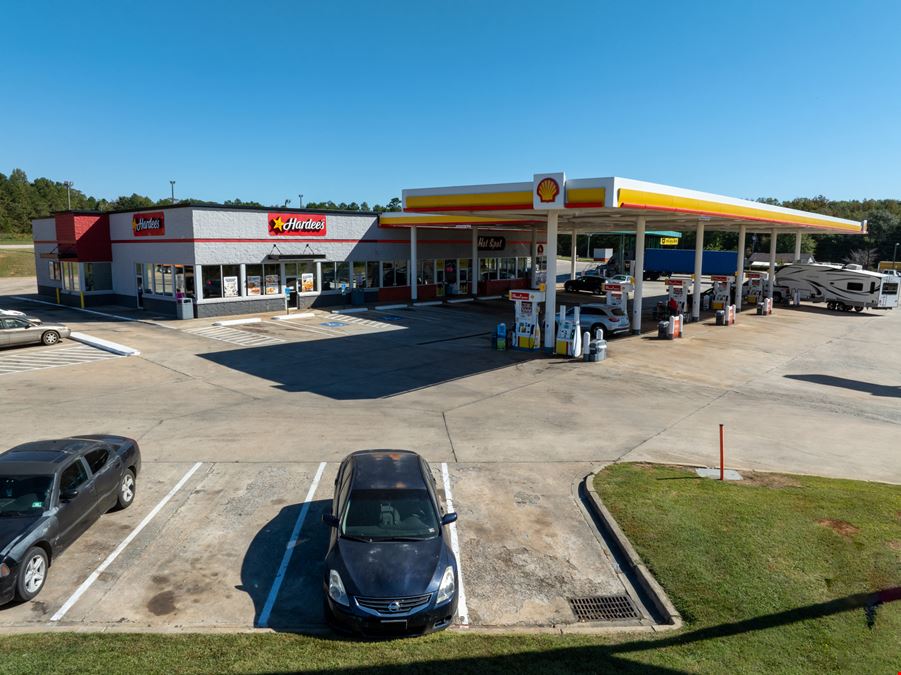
[1,275,899,632]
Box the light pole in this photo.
[63,181,73,210]
[170,180,176,203]
[893,242,899,270]
[298,194,303,208]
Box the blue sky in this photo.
[2,0,899,206]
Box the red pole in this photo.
[719,424,725,480]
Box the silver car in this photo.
[0,317,70,348]
[565,304,631,339]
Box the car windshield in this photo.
[341,489,440,541]
[0,475,53,517]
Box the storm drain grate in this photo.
[568,595,641,622]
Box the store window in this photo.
[245,264,263,296]
[479,257,498,281]
[336,262,350,289]
[263,263,280,295]
[174,265,194,298]
[84,263,112,291]
[61,261,80,291]
[458,258,471,294]
[221,264,241,297]
[202,265,223,299]
[417,259,434,285]
[49,261,61,282]
[500,257,516,280]
[298,260,317,293]
[321,262,337,290]
[382,260,409,287]
[517,257,532,278]
[366,261,379,288]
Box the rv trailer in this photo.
[775,263,900,311]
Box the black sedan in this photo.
[321,450,458,637]
[0,436,141,605]
[563,273,605,295]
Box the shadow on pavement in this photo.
[240,498,332,632]
[784,374,901,398]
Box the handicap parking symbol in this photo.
[321,321,347,327]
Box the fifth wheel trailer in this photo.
[775,263,900,311]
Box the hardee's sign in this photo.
[268,213,327,236]
[132,212,165,236]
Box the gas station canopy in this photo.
[385,174,865,235]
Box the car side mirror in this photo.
[321,513,339,527]
[60,489,79,502]
[441,512,458,526]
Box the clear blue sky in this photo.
[2,0,899,206]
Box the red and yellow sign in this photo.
[536,178,560,203]
[132,212,165,236]
[268,213,327,236]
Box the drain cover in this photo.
[568,595,640,622]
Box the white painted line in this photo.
[374,304,407,310]
[11,296,176,329]
[271,312,316,321]
[440,462,469,626]
[447,297,475,304]
[413,300,443,307]
[332,307,368,314]
[258,461,327,628]
[212,318,262,326]
[69,332,141,356]
[50,462,203,623]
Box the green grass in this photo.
[0,464,897,674]
[0,233,32,245]
[0,249,35,277]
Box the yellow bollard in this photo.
[80,292,85,309]
[55,288,60,304]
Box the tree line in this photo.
[2,168,899,267]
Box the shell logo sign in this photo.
[533,172,565,209]
[132,212,165,236]
[267,213,327,236]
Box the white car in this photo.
[606,274,634,286]
[564,304,631,339]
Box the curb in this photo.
[212,318,261,326]
[332,307,368,315]
[271,312,315,321]
[584,473,682,628]
[69,332,141,357]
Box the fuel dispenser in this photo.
[665,279,689,315]
[710,275,733,311]
[509,289,544,350]
[604,282,631,315]
[744,272,767,306]
[554,305,582,357]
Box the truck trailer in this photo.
[775,263,899,311]
[641,248,738,280]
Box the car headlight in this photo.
[328,569,348,606]
[435,566,455,605]
[0,561,10,578]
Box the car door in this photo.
[84,446,120,514]
[0,318,12,346]
[7,318,38,346]
[54,458,100,551]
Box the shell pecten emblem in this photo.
[536,177,560,203]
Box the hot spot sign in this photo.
[132,212,165,236]
[268,213,327,236]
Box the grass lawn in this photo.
[0,234,32,245]
[0,249,35,277]
[0,464,897,673]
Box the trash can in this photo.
[715,309,725,325]
[176,297,194,320]
[658,321,669,339]
[756,302,764,315]
[351,288,365,305]
[583,338,607,362]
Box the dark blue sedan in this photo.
[321,450,458,637]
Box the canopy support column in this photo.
[570,228,577,280]
[735,224,746,312]
[768,231,778,299]
[471,227,479,297]
[530,228,538,288]
[692,220,705,322]
[543,212,559,349]
[410,226,418,301]
[794,232,803,261]
[632,217,646,335]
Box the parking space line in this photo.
[49,462,203,623]
[258,461,327,628]
[272,321,346,337]
[185,325,285,346]
[0,345,120,376]
[440,462,469,626]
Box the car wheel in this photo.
[16,547,48,602]
[115,469,136,510]
[564,282,573,293]
[41,331,60,345]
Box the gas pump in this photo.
[554,304,582,357]
[665,279,688,316]
[509,289,544,350]
[744,272,767,306]
[603,282,631,315]
[710,275,733,311]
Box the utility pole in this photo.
[298,194,303,208]
[170,180,176,203]
[63,181,73,210]
[893,242,899,270]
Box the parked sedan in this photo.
[563,273,605,295]
[0,309,41,324]
[0,436,141,604]
[0,317,68,347]
[322,450,459,637]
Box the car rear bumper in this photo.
[325,594,457,637]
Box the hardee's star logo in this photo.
[270,216,285,232]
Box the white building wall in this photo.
[32,218,57,288]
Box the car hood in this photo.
[335,537,444,598]
[0,515,41,558]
